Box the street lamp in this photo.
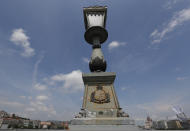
[83,6,108,45]
[83,6,108,72]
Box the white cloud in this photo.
[32,69,83,99]
[36,95,49,101]
[82,57,89,63]
[19,96,26,99]
[25,107,36,112]
[175,67,181,72]
[0,100,24,107]
[50,70,83,91]
[176,76,188,81]
[112,54,159,73]
[150,8,190,44]
[137,103,171,113]
[120,86,132,91]
[34,83,47,91]
[135,102,176,120]
[28,96,32,100]
[108,41,126,50]
[163,0,180,10]
[121,87,126,91]
[28,101,56,116]
[132,88,190,121]
[10,28,35,57]
[32,53,44,87]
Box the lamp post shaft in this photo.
[93,37,100,45]
[89,36,106,72]
[83,6,108,72]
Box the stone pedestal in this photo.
[82,72,120,118]
[71,72,134,125]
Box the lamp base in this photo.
[84,26,108,44]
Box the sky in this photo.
[0,0,190,125]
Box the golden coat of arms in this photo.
[90,85,110,104]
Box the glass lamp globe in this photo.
[83,6,108,45]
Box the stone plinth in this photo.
[82,72,120,118]
[71,72,134,125]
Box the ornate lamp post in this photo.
[71,6,135,127]
[83,6,108,72]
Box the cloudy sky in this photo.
[0,0,190,124]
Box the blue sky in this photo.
[0,0,190,124]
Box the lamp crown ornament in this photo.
[83,6,108,72]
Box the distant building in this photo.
[152,121,158,129]
[144,116,153,129]
[0,110,9,118]
[32,120,40,128]
[156,120,168,130]
[40,121,52,129]
[23,119,32,128]
[0,119,3,128]
[167,119,183,130]
[0,118,10,129]
[49,121,63,129]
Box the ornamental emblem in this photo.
[90,85,110,104]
